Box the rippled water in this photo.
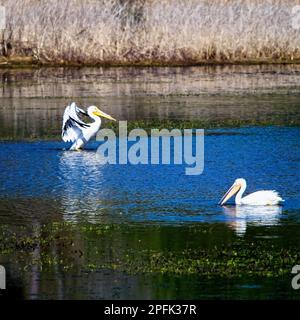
[0,66,300,299]
[1,127,299,230]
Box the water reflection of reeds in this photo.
[0,66,300,139]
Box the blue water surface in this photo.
[0,126,299,235]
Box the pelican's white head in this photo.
[234,178,246,187]
[87,106,116,121]
[219,178,247,205]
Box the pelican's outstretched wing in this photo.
[62,102,90,142]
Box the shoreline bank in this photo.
[1,56,300,68]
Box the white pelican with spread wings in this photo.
[62,102,116,150]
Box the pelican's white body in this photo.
[69,117,101,151]
[236,189,283,205]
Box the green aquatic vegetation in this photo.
[1,118,299,142]
[104,119,300,133]
[0,222,299,279]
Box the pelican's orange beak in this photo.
[93,108,116,121]
[219,183,241,205]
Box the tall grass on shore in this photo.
[0,0,300,65]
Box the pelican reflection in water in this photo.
[59,150,108,221]
[222,205,282,236]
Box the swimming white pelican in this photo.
[62,102,116,150]
[219,178,284,206]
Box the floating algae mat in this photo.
[0,221,298,278]
[0,221,299,299]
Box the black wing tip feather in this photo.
[62,117,90,138]
[78,109,88,116]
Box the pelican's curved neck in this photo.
[88,112,101,121]
[88,112,101,124]
[235,181,247,204]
